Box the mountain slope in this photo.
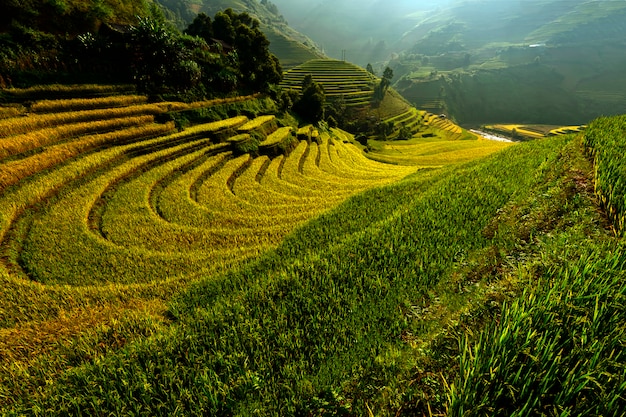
[158,0,325,68]
[3,95,620,413]
[267,0,626,125]
[0,0,158,35]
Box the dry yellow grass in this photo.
[260,126,293,147]
[237,115,276,132]
[0,104,169,138]
[0,122,175,189]
[0,115,155,159]
[487,124,544,138]
[0,106,23,120]
[29,95,148,113]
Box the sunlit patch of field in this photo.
[548,125,586,135]
[487,124,545,139]
[365,136,512,166]
[280,59,377,109]
[485,123,586,139]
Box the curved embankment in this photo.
[0,89,424,410]
[5,88,617,416]
[9,127,620,416]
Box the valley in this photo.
[0,0,625,415]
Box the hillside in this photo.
[270,0,626,126]
[271,0,436,64]
[158,0,325,68]
[0,2,625,412]
[281,59,477,142]
[0,0,324,86]
[0,82,624,414]
[391,0,626,125]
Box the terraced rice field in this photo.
[379,107,473,141]
[485,123,587,139]
[0,91,420,381]
[280,59,377,108]
[366,135,512,166]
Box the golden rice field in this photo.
[0,89,520,411]
[0,92,426,381]
[365,136,512,166]
[280,59,377,108]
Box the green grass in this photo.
[1,85,624,415]
[450,135,625,416]
[6,129,618,416]
[583,115,626,235]
[264,27,325,70]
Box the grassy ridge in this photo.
[10,132,615,415]
[452,244,626,415]
[1,83,623,415]
[449,133,625,415]
[0,90,425,413]
[582,115,626,235]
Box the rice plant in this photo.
[582,115,626,235]
[29,95,148,113]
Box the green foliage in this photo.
[374,66,394,103]
[582,115,626,235]
[0,4,282,96]
[184,8,282,94]
[131,17,200,94]
[452,250,626,415]
[294,77,326,123]
[8,128,603,416]
[397,125,412,140]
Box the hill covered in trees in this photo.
[0,4,282,98]
[0,0,322,88]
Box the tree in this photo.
[397,126,412,140]
[382,66,393,81]
[294,79,325,123]
[184,13,213,40]
[213,11,235,45]
[184,9,281,93]
[366,63,375,75]
[131,17,199,93]
[301,74,314,91]
[374,66,394,102]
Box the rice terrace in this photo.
[1,0,626,415]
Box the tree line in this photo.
[0,7,282,99]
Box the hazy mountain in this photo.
[270,0,619,65]
[270,0,626,125]
[271,0,452,64]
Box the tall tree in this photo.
[184,13,213,40]
[131,17,200,93]
[294,79,326,123]
[184,9,281,93]
[382,66,394,82]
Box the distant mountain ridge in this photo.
[270,0,626,125]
